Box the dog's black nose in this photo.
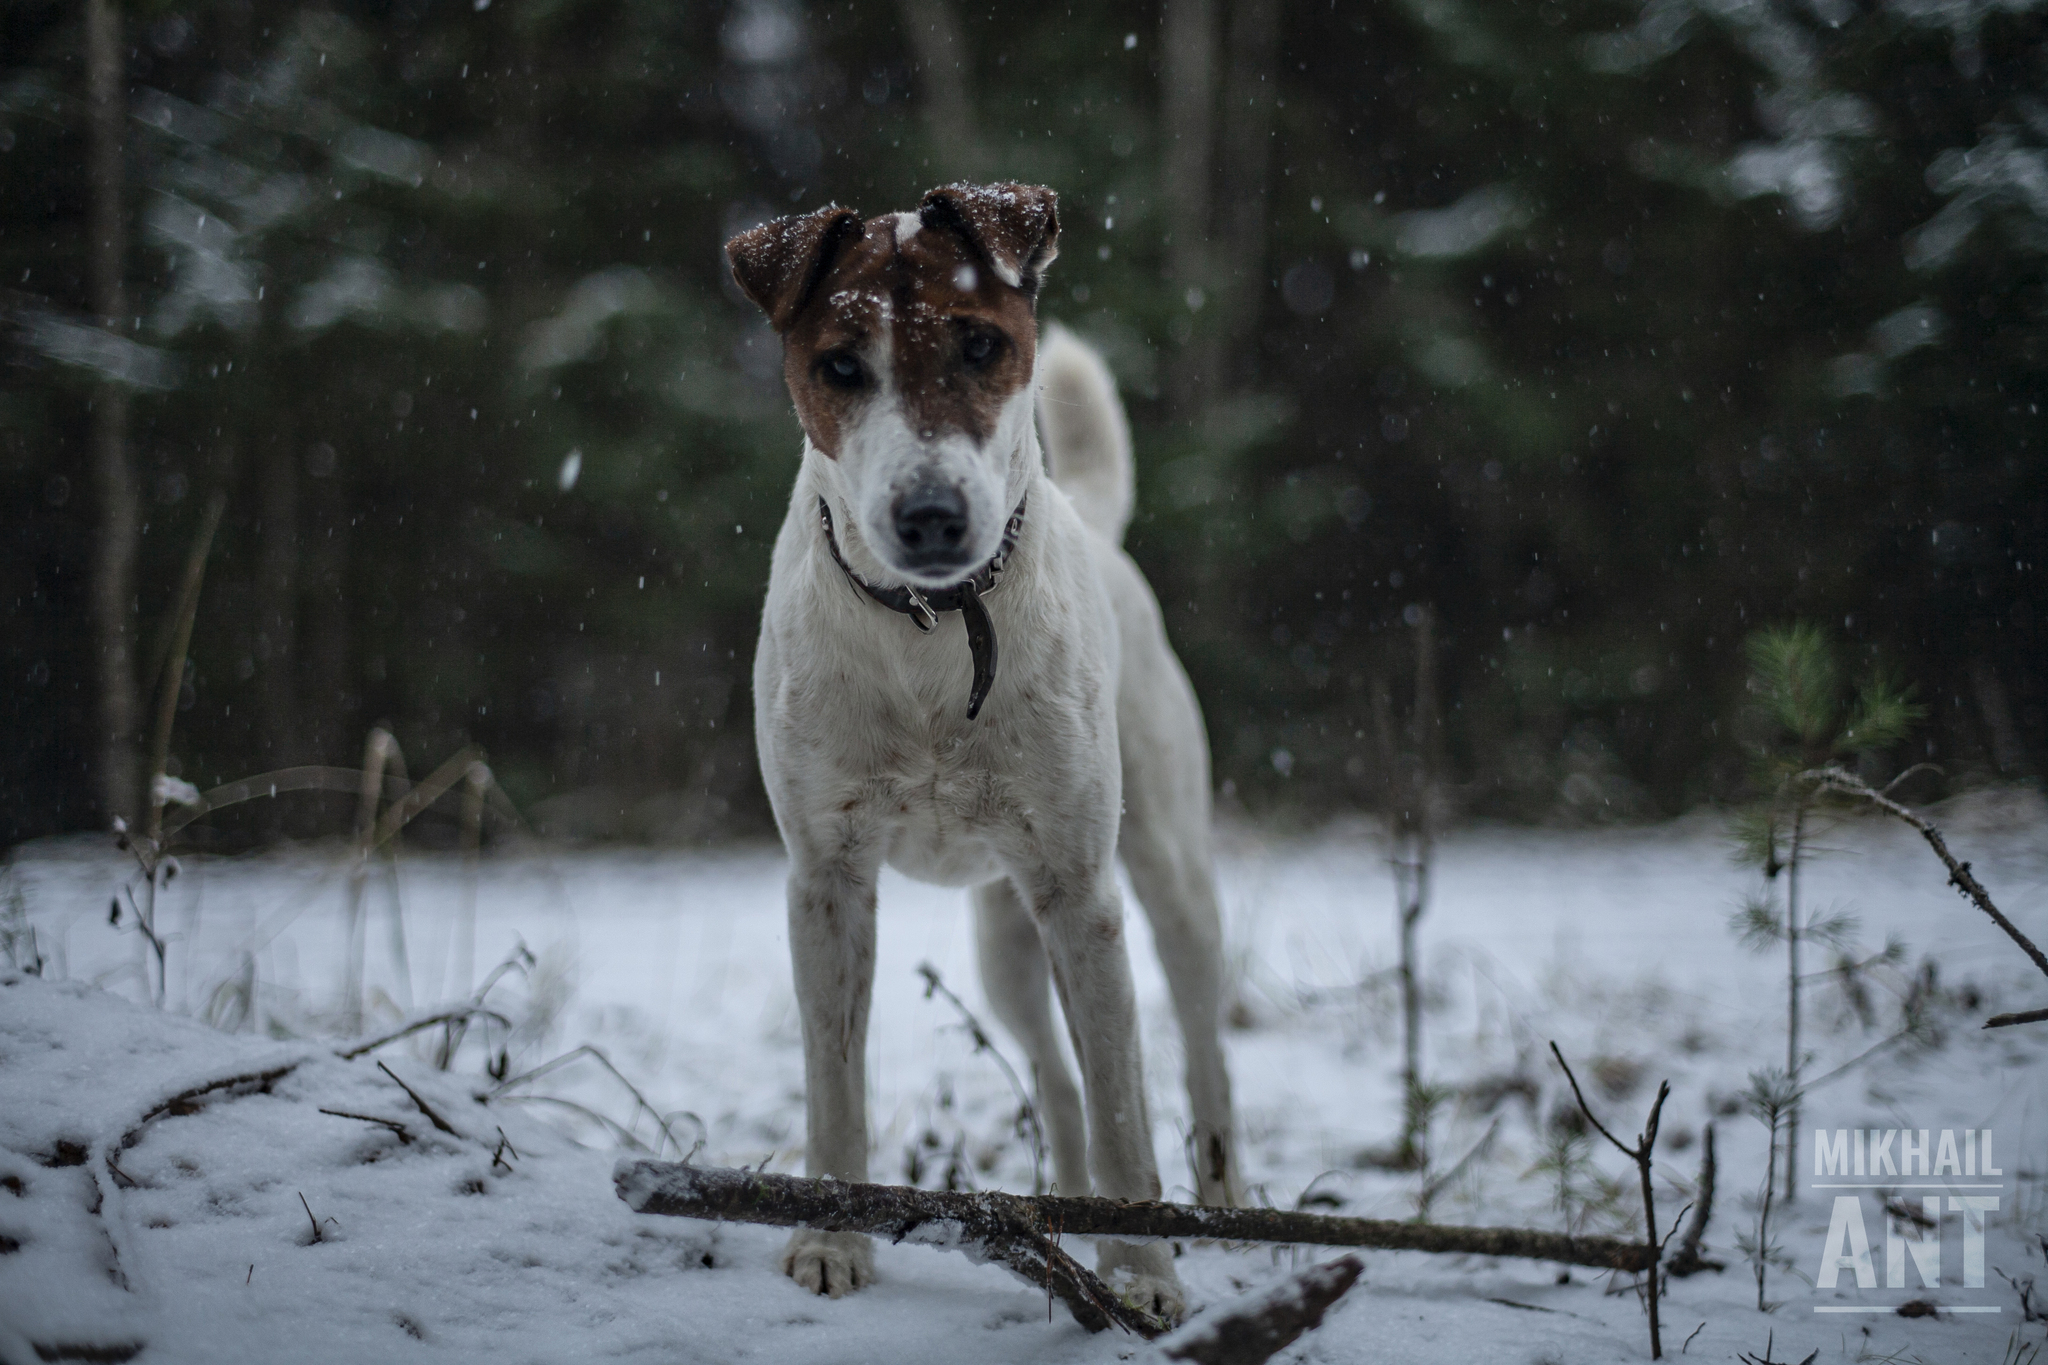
[892,482,971,568]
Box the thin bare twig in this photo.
[375,1061,461,1138]
[917,961,1046,1194]
[1802,766,2047,982]
[1551,1042,1671,1358]
[1986,1007,2048,1029]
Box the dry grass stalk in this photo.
[298,1191,326,1244]
[492,1044,683,1156]
[317,1108,415,1145]
[335,1006,514,1062]
[375,1061,462,1138]
[451,761,491,1004]
[341,728,399,1037]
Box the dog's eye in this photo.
[818,353,865,389]
[961,333,999,369]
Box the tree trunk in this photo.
[303,465,353,759]
[86,0,141,830]
[1211,0,1281,389]
[896,0,982,180]
[1160,0,1218,418]
[257,425,300,793]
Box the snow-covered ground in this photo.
[4,793,2046,1363]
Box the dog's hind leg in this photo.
[1110,595,1242,1209]
[972,877,1089,1196]
[780,853,881,1296]
[1120,810,1241,1208]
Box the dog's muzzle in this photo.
[890,480,974,573]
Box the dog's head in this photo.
[726,183,1059,586]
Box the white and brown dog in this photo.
[726,182,1237,1321]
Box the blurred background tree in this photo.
[2,0,2042,845]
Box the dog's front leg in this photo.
[780,854,880,1297]
[1032,868,1187,1324]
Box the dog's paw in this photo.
[779,1229,875,1299]
[1096,1239,1187,1326]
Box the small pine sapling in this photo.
[1730,624,1923,1202]
[1368,603,1441,1171]
[1734,1068,1801,1312]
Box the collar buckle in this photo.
[903,586,938,633]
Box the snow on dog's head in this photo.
[726,183,1059,586]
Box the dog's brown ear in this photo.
[726,206,866,331]
[918,183,1059,297]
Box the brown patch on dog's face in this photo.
[726,185,1059,458]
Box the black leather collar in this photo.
[816,495,1027,720]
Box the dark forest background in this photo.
[3,0,2043,846]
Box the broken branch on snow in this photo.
[615,1160,1654,1294]
[1157,1254,1364,1364]
[617,1159,1164,1336]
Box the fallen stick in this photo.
[114,1062,302,1166]
[1158,1254,1364,1364]
[616,1159,1164,1336]
[615,1161,1654,1274]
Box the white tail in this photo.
[1036,323,1134,544]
